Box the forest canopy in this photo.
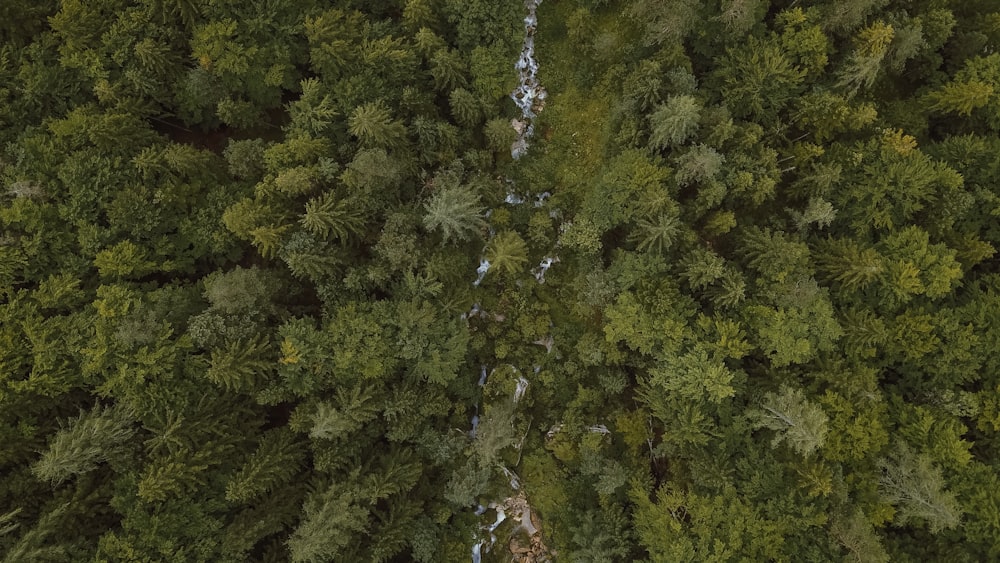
[3,0,1000,561]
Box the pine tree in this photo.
[472,399,519,468]
[287,78,338,137]
[287,484,369,563]
[32,405,136,485]
[430,48,467,92]
[819,0,889,33]
[423,184,486,244]
[814,238,885,291]
[249,223,291,259]
[1,503,71,563]
[358,447,422,503]
[221,484,304,561]
[927,80,994,116]
[739,227,812,284]
[829,509,890,563]
[137,448,215,503]
[309,385,379,441]
[837,22,894,97]
[680,247,726,290]
[93,240,157,279]
[627,0,701,46]
[448,88,482,128]
[300,192,365,243]
[568,508,633,562]
[840,308,888,359]
[704,267,747,309]
[650,346,739,404]
[623,59,664,112]
[751,385,829,457]
[789,197,837,232]
[486,231,529,275]
[348,102,406,148]
[713,35,805,119]
[272,166,318,197]
[879,442,961,533]
[403,0,438,33]
[648,95,701,149]
[673,145,724,187]
[206,336,272,393]
[630,213,681,255]
[366,498,420,563]
[225,428,305,503]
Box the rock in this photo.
[509,537,531,554]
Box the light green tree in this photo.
[648,95,701,149]
[32,405,136,485]
[879,443,962,533]
[486,231,529,275]
[423,185,486,243]
[751,385,829,457]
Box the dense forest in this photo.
[2,0,1000,561]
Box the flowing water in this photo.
[471,3,550,560]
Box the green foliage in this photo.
[829,509,890,563]
[348,102,406,148]
[423,180,486,244]
[630,212,682,255]
[879,443,962,533]
[94,240,156,279]
[631,484,787,562]
[713,35,805,120]
[751,385,829,457]
[648,95,701,149]
[226,428,305,503]
[33,405,136,485]
[649,346,740,403]
[287,484,368,563]
[486,231,529,276]
[3,0,1000,560]
[206,336,272,392]
[301,192,364,243]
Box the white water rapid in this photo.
[471,3,551,560]
[510,0,546,160]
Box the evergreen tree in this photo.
[300,192,365,243]
[751,385,829,457]
[486,231,529,276]
[423,183,486,244]
[348,102,406,148]
[33,405,136,486]
[287,484,368,563]
[226,428,305,503]
[879,443,961,533]
[648,95,701,149]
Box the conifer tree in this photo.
[751,385,829,457]
[300,192,365,243]
[927,80,994,116]
[630,212,681,255]
[837,22,894,97]
[226,428,305,503]
[348,102,406,148]
[648,95,700,149]
[423,184,486,244]
[287,484,368,563]
[486,231,529,275]
[713,35,805,120]
[879,443,961,533]
[32,405,136,485]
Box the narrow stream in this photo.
[510,0,546,160]
[470,3,548,561]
